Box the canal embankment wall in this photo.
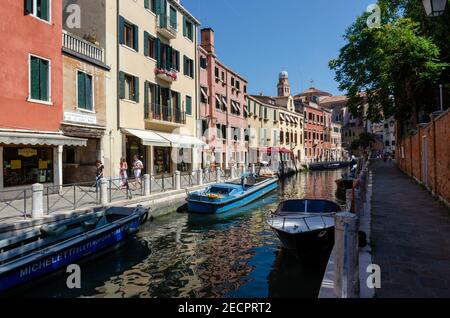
[319,159,374,298]
[0,181,220,239]
[397,109,450,207]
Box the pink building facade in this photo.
[198,28,248,170]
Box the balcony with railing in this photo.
[145,104,186,125]
[157,15,177,39]
[62,30,105,63]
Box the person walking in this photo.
[95,160,104,186]
[119,158,128,188]
[132,155,144,189]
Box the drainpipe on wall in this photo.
[116,0,121,132]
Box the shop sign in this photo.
[64,112,97,125]
[18,148,37,157]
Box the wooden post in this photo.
[334,212,360,298]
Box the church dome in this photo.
[279,71,289,79]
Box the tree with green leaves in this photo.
[330,1,449,137]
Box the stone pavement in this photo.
[371,160,450,297]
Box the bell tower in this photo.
[277,71,291,97]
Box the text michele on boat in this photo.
[187,173,278,214]
[0,206,149,293]
[267,199,342,252]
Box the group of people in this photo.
[95,155,144,189]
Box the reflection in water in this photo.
[19,169,345,298]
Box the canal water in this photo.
[18,168,347,298]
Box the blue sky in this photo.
[183,0,375,96]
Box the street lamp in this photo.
[422,0,447,17]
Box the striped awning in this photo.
[231,101,240,113]
[222,96,228,109]
[280,113,285,121]
[215,95,222,108]
[0,131,87,147]
[285,115,291,123]
[200,87,208,101]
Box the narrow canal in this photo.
[18,168,347,298]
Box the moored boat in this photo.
[267,199,342,253]
[0,206,149,293]
[187,174,278,214]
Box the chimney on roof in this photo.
[201,28,215,54]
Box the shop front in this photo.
[123,129,204,177]
[0,131,87,191]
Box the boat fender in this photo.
[40,225,68,236]
[126,227,139,235]
[140,211,149,225]
[318,230,328,238]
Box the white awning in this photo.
[285,115,291,123]
[156,131,206,148]
[0,132,87,147]
[221,96,228,110]
[200,87,208,102]
[215,95,222,108]
[294,117,299,124]
[231,101,240,113]
[280,113,285,121]
[124,128,205,148]
[124,129,171,147]
[244,106,249,116]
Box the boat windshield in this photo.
[278,200,341,214]
[209,187,232,195]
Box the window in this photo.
[231,77,235,87]
[186,95,192,115]
[274,109,278,121]
[119,17,139,51]
[169,6,177,29]
[200,56,207,69]
[77,71,93,111]
[183,56,194,78]
[144,0,156,13]
[25,0,50,22]
[171,49,180,71]
[29,55,50,102]
[215,67,219,78]
[119,72,139,102]
[183,17,194,41]
[221,71,225,82]
[236,80,240,91]
[244,85,247,94]
[144,32,156,59]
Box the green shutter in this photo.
[119,16,125,45]
[30,57,40,100]
[119,71,125,99]
[183,16,186,37]
[166,45,172,70]
[144,0,149,9]
[25,0,33,14]
[134,76,139,103]
[155,0,161,14]
[144,31,149,56]
[183,56,187,76]
[155,38,161,68]
[176,92,181,118]
[155,85,160,114]
[85,74,93,110]
[39,0,49,21]
[186,96,192,115]
[133,24,139,51]
[190,58,194,78]
[39,59,49,101]
[144,81,149,118]
[175,50,180,71]
[77,72,85,108]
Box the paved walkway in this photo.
[371,161,450,297]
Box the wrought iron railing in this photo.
[0,189,29,220]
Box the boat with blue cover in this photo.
[187,174,278,214]
[0,206,149,293]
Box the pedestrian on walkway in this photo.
[95,160,104,186]
[132,155,144,189]
[119,158,128,188]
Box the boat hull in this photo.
[0,210,146,293]
[273,226,335,253]
[188,179,278,214]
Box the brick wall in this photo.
[397,110,450,205]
